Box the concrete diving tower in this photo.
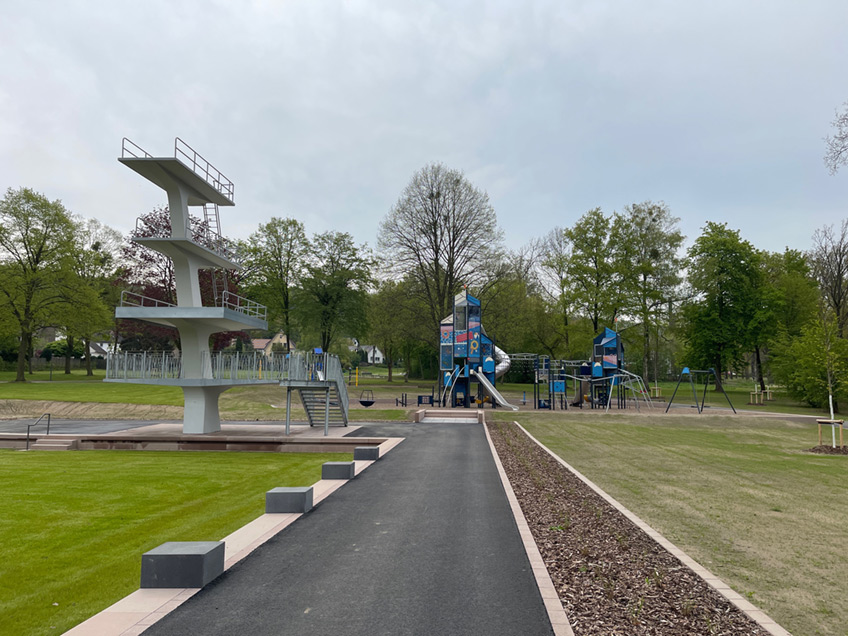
[107,138,273,434]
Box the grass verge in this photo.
[0,449,350,636]
[0,369,106,382]
[493,411,847,636]
[0,381,182,405]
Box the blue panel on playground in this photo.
[552,380,565,393]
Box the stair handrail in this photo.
[324,354,349,419]
[218,290,267,320]
[26,413,51,451]
[120,290,176,308]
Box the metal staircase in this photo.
[298,384,349,427]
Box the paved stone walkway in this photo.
[143,421,554,636]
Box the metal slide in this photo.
[494,345,511,378]
[471,368,519,410]
[441,365,461,407]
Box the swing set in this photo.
[664,367,736,414]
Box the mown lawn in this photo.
[0,380,183,405]
[0,369,106,382]
[0,449,350,636]
[495,411,847,636]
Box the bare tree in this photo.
[810,220,848,337]
[378,163,504,340]
[825,101,848,175]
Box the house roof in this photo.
[252,339,271,350]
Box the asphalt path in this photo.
[0,418,162,434]
[143,421,554,636]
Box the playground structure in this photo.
[439,289,518,410]
[510,328,654,412]
[106,138,349,434]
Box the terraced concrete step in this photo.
[30,439,77,451]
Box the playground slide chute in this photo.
[493,346,511,378]
[471,368,519,410]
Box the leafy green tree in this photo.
[61,217,122,375]
[762,249,819,338]
[772,307,848,411]
[562,208,618,333]
[612,201,684,381]
[367,279,413,381]
[242,218,308,351]
[296,231,374,352]
[538,228,589,358]
[0,188,77,381]
[683,222,761,383]
[378,162,504,344]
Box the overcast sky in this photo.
[1,0,846,257]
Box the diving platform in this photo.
[112,138,266,434]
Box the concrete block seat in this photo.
[141,541,224,589]
[353,446,380,461]
[266,486,314,513]
[322,461,356,480]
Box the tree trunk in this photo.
[15,330,27,382]
[642,322,650,381]
[27,335,33,375]
[65,335,74,374]
[387,351,393,382]
[713,355,724,391]
[755,346,766,391]
[653,323,660,384]
[84,336,93,376]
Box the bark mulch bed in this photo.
[807,444,848,455]
[487,420,769,636]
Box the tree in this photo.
[762,249,819,338]
[824,101,848,175]
[809,221,848,337]
[61,217,122,375]
[367,280,410,381]
[242,218,308,351]
[562,208,618,333]
[296,231,374,352]
[612,201,684,381]
[0,188,77,381]
[772,305,848,412]
[378,163,504,343]
[683,222,761,384]
[115,208,180,351]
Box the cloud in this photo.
[1,0,846,255]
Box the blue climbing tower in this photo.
[439,289,514,409]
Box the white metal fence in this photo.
[106,350,344,386]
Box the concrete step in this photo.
[30,439,77,451]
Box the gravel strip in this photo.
[487,420,768,636]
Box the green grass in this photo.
[0,369,106,382]
[0,380,183,405]
[496,411,847,636]
[0,449,350,636]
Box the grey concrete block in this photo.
[266,486,313,513]
[141,541,225,589]
[322,461,356,480]
[353,446,380,461]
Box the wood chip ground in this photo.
[488,420,768,636]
